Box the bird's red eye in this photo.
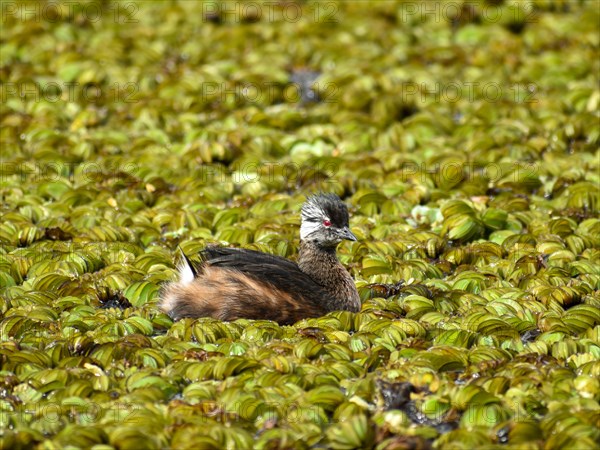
[323,219,331,227]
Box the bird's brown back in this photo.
[160,247,335,324]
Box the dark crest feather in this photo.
[302,193,349,227]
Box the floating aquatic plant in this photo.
[1,1,599,449]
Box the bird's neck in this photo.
[298,241,338,281]
[298,240,361,312]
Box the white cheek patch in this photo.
[301,200,329,240]
[177,259,195,285]
[300,220,322,240]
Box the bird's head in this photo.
[300,193,356,248]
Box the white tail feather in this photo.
[178,258,195,285]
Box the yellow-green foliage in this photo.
[1,1,599,449]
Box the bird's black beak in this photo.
[339,226,357,241]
